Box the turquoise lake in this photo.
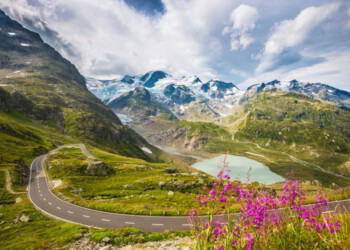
[192,155,285,184]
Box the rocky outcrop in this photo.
[85,160,114,176]
[164,85,196,105]
[184,136,209,150]
[13,214,31,224]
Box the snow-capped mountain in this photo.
[86,71,350,122]
[86,71,244,119]
[241,79,350,109]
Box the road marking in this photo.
[38,190,41,193]
[182,224,191,227]
[102,219,110,222]
[40,194,42,197]
[125,222,135,225]
[43,198,46,201]
[152,224,163,226]
[83,215,90,218]
[57,207,62,210]
[67,211,74,214]
[48,202,52,205]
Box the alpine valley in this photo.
[1,4,350,250]
[86,72,350,185]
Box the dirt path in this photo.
[1,169,26,194]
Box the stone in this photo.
[158,181,165,187]
[13,214,31,224]
[85,161,113,176]
[120,246,133,250]
[165,168,178,174]
[168,191,174,196]
[15,197,22,203]
[20,214,31,223]
[99,246,111,250]
[101,237,113,244]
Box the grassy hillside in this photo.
[46,146,212,216]
[234,91,350,176]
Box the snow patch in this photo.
[115,113,133,125]
[141,147,152,154]
[20,43,30,47]
[8,32,16,36]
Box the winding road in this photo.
[28,145,350,232]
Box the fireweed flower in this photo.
[190,163,341,250]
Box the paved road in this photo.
[28,146,350,232]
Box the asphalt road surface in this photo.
[28,146,350,232]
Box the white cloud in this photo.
[223,4,259,51]
[0,0,239,80]
[256,2,341,73]
[1,0,349,92]
[241,49,350,92]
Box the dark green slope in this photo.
[0,9,159,191]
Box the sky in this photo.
[1,0,350,91]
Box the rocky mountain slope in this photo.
[108,87,177,123]
[0,9,160,189]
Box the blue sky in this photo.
[1,0,350,90]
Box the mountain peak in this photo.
[141,71,169,88]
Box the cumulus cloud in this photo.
[0,0,239,80]
[256,2,341,73]
[0,0,349,91]
[223,4,259,50]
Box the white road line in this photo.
[102,219,110,222]
[40,194,42,197]
[67,211,74,214]
[125,222,135,225]
[57,207,62,210]
[38,190,41,193]
[48,202,52,205]
[43,198,46,201]
[83,215,90,218]
[182,224,191,227]
[152,224,164,226]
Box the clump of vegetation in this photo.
[189,159,350,249]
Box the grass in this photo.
[46,146,214,216]
[0,193,190,249]
[234,92,350,176]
